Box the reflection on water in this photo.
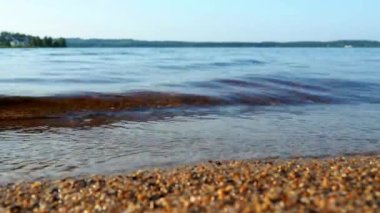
[0,48,379,183]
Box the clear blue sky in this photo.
[1,0,379,41]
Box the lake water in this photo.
[0,48,379,183]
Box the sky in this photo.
[1,0,380,42]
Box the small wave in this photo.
[79,52,101,56]
[0,88,335,123]
[215,79,268,88]
[0,92,222,121]
[47,53,72,56]
[0,91,333,127]
[234,59,265,65]
[157,59,265,70]
[47,51,136,57]
[212,59,265,67]
[255,78,330,92]
[0,91,333,129]
[47,59,90,64]
[189,78,328,94]
[211,62,232,67]
[0,77,379,128]
[0,78,44,83]
[0,78,126,84]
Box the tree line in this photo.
[0,32,66,48]
[66,38,380,48]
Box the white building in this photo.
[10,40,23,47]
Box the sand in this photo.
[0,155,379,212]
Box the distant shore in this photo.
[2,31,380,48]
[0,154,378,212]
[65,39,380,48]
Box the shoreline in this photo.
[1,154,379,212]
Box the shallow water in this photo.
[0,48,379,183]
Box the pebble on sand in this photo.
[0,155,379,212]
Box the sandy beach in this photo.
[0,154,379,212]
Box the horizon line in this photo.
[2,30,379,43]
[66,37,380,43]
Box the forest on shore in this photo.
[1,31,380,48]
[0,32,66,48]
[63,38,380,48]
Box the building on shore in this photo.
[10,40,23,47]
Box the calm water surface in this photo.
[0,48,379,183]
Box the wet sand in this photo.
[0,155,379,212]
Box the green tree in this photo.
[0,41,10,47]
[42,37,53,47]
[57,38,66,47]
[52,38,67,47]
[0,32,68,48]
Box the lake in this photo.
[0,48,379,183]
